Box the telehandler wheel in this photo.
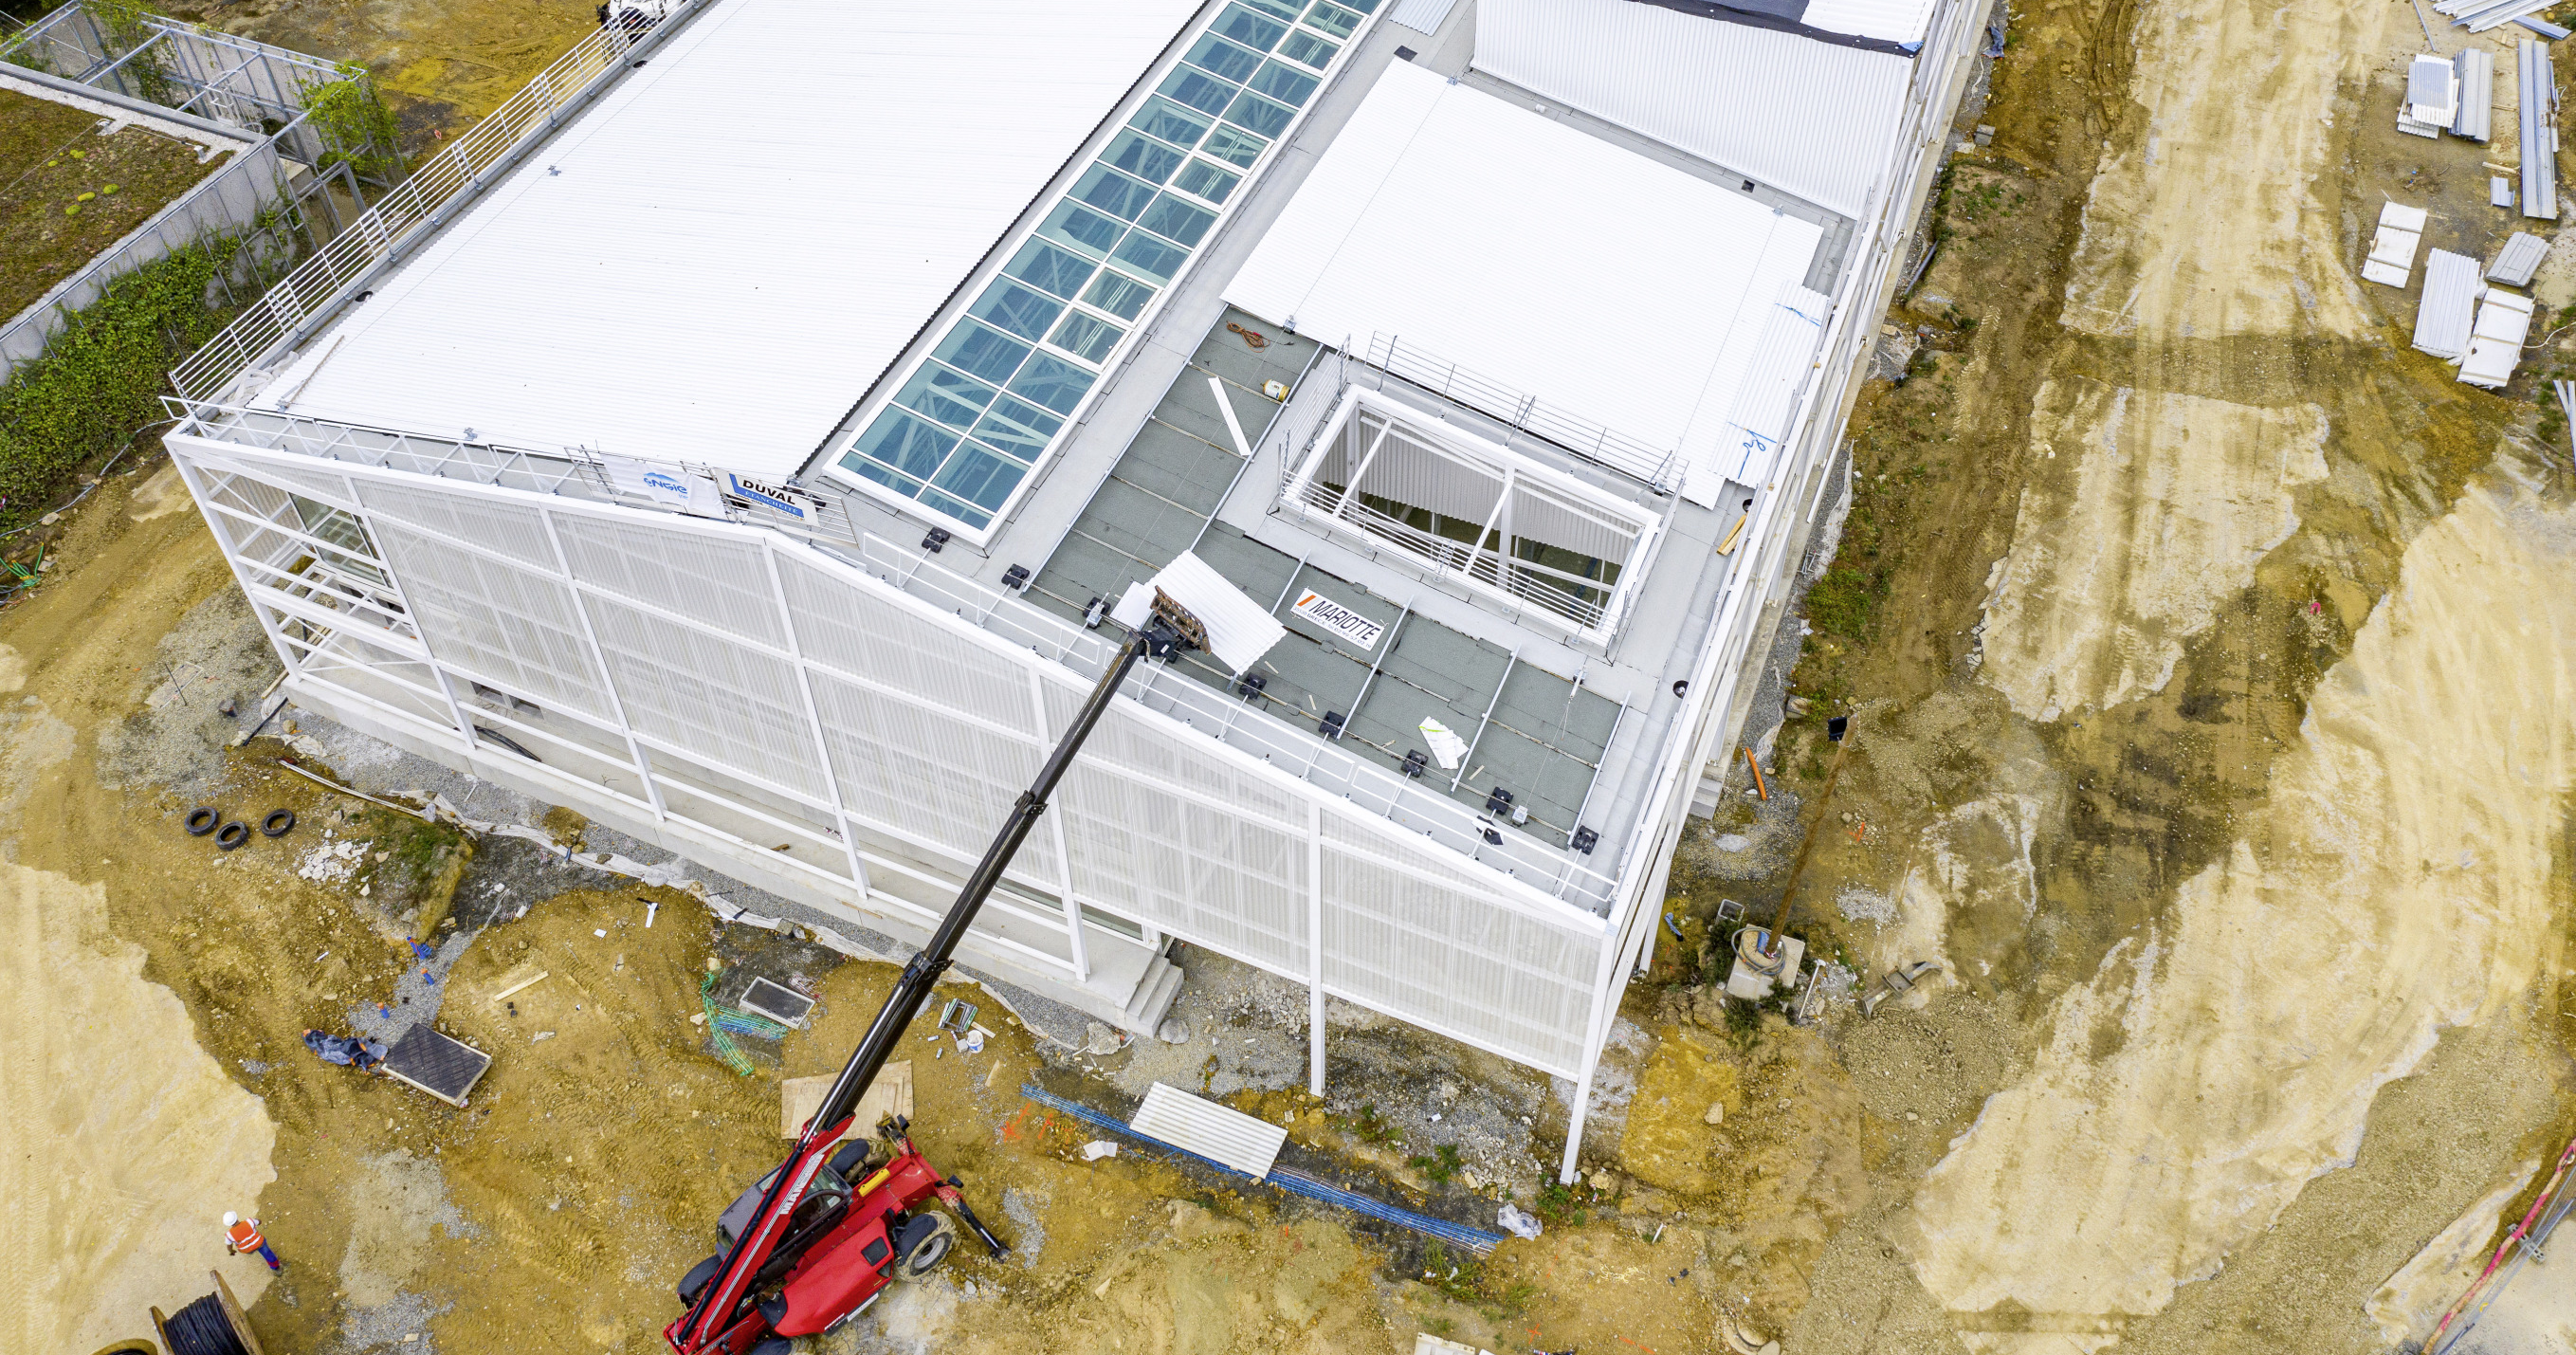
[896,1210,957,1280]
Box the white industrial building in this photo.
[162,0,1988,1178]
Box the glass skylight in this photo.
[831,0,1380,533]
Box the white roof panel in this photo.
[1223,62,1823,486]
[1799,0,1940,45]
[2411,249,2481,360]
[1475,0,1915,216]
[1128,1082,1288,1179]
[256,0,1204,477]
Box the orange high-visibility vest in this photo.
[227,1220,265,1253]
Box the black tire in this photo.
[185,806,220,836]
[214,821,250,851]
[261,808,296,837]
[895,1210,957,1280]
[675,1252,722,1305]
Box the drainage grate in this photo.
[382,1026,492,1107]
[740,977,814,1028]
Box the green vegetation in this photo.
[306,70,403,180]
[0,240,237,526]
[1406,1143,1463,1186]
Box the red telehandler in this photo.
[663,599,1202,1354]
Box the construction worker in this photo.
[223,1212,281,1272]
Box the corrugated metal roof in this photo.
[1473,0,1914,218]
[2412,249,2483,359]
[2522,39,2558,220]
[1127,1082,1289,1178]
[2489,230,2549,284]
[1388,0,1463,32]
[2453,46,2494,140]
[1799,0,1940,45]
[1703,282,1832,493]
[253,0,1204,476]
[1222,61,1825,487]
[2406,53,2455,112]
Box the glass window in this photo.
[1071,164,1158,222]
[933,320,1032,385]
[1201,125,1268,168]
[1278,29,1337,69]
[968,282,1064,341]
[850,411,957,482]
[1081,269,1156,320]
[1050,311,1125,363]
[970,396,1064,462]
[1037,201,1124,258]
[892,362,996,429]
[1223,90,1296,139]
[1173,159,1242,204]
[1008,355,1097,414]
[1102,129,1186,185]
[931,444,1028,512]
[1242,0,1305,18]
[1135,193,1218,248]
[841,452,927,498]
[1158,67,1237,116]
[1110,231,1190,284]
[1212,4,1290,49]
[1337,0,1380,11]
[1303,1,1361,38]
[1130,96,1215,149]
[1246,60,1319,107]
[1002,240,1096,300]
[1183,32,1264,83]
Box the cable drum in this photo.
[162,1293,251,1355]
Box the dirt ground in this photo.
[1659,0,2576,1347]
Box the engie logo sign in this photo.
[1290,590,1383,650]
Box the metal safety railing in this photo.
[1362,333,1678,490]
[167,0,705,401]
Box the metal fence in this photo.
[0,5,394,376]
[1362,332,1679,489]
[166,0,709,402]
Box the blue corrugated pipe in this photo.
[1017,1084,1507,1254]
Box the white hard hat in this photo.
[223,1212,238,1226]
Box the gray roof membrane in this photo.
[1030,308,1616,846]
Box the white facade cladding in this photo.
[170,426,1616,1073]
[162,0,1996,1181]
[1473,0,1915,218]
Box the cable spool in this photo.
[162,1293,251,1355]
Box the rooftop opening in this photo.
[1283,388,1658,638]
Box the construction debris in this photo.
[2400,52,2458,136]
[2520,39,2559,218]
[2413,249,2484,358]
[2364,201,2428,286]
[2453,46,2495,140]
[2458,289,2536,387]
[2487,230,2549,285]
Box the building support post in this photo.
[1030,666,1089,984]
[537,507,666,818]
[1307,797,1326,1096]
[762,539,872,901]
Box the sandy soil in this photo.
[3,861,279,1355]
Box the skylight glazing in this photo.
[830,0,1380,532]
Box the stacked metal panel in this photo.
[2441,0,2555,31]
[2489,230,2550,284]
[2363,201,2429,287]
[2413,249,2485,358]
[2460,289,2537,386]
[2523,39,2560,219]
[2454,46,2494,140]
[2401,53,2458,137]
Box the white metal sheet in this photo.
[1701,282,1833,497]
[1128,1081,1289,1178]
[2412,249,2484,359]
[1474,0,1914,217]
[253,0,1203,477]
[1800,0,1940,44]
[1388,0,1462,32]
[2454,46,2494,140]
[2461,290,2535,386]
[2489,230,2549,285]
[1224,63,1824,483]
[1151,551,1288,673]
